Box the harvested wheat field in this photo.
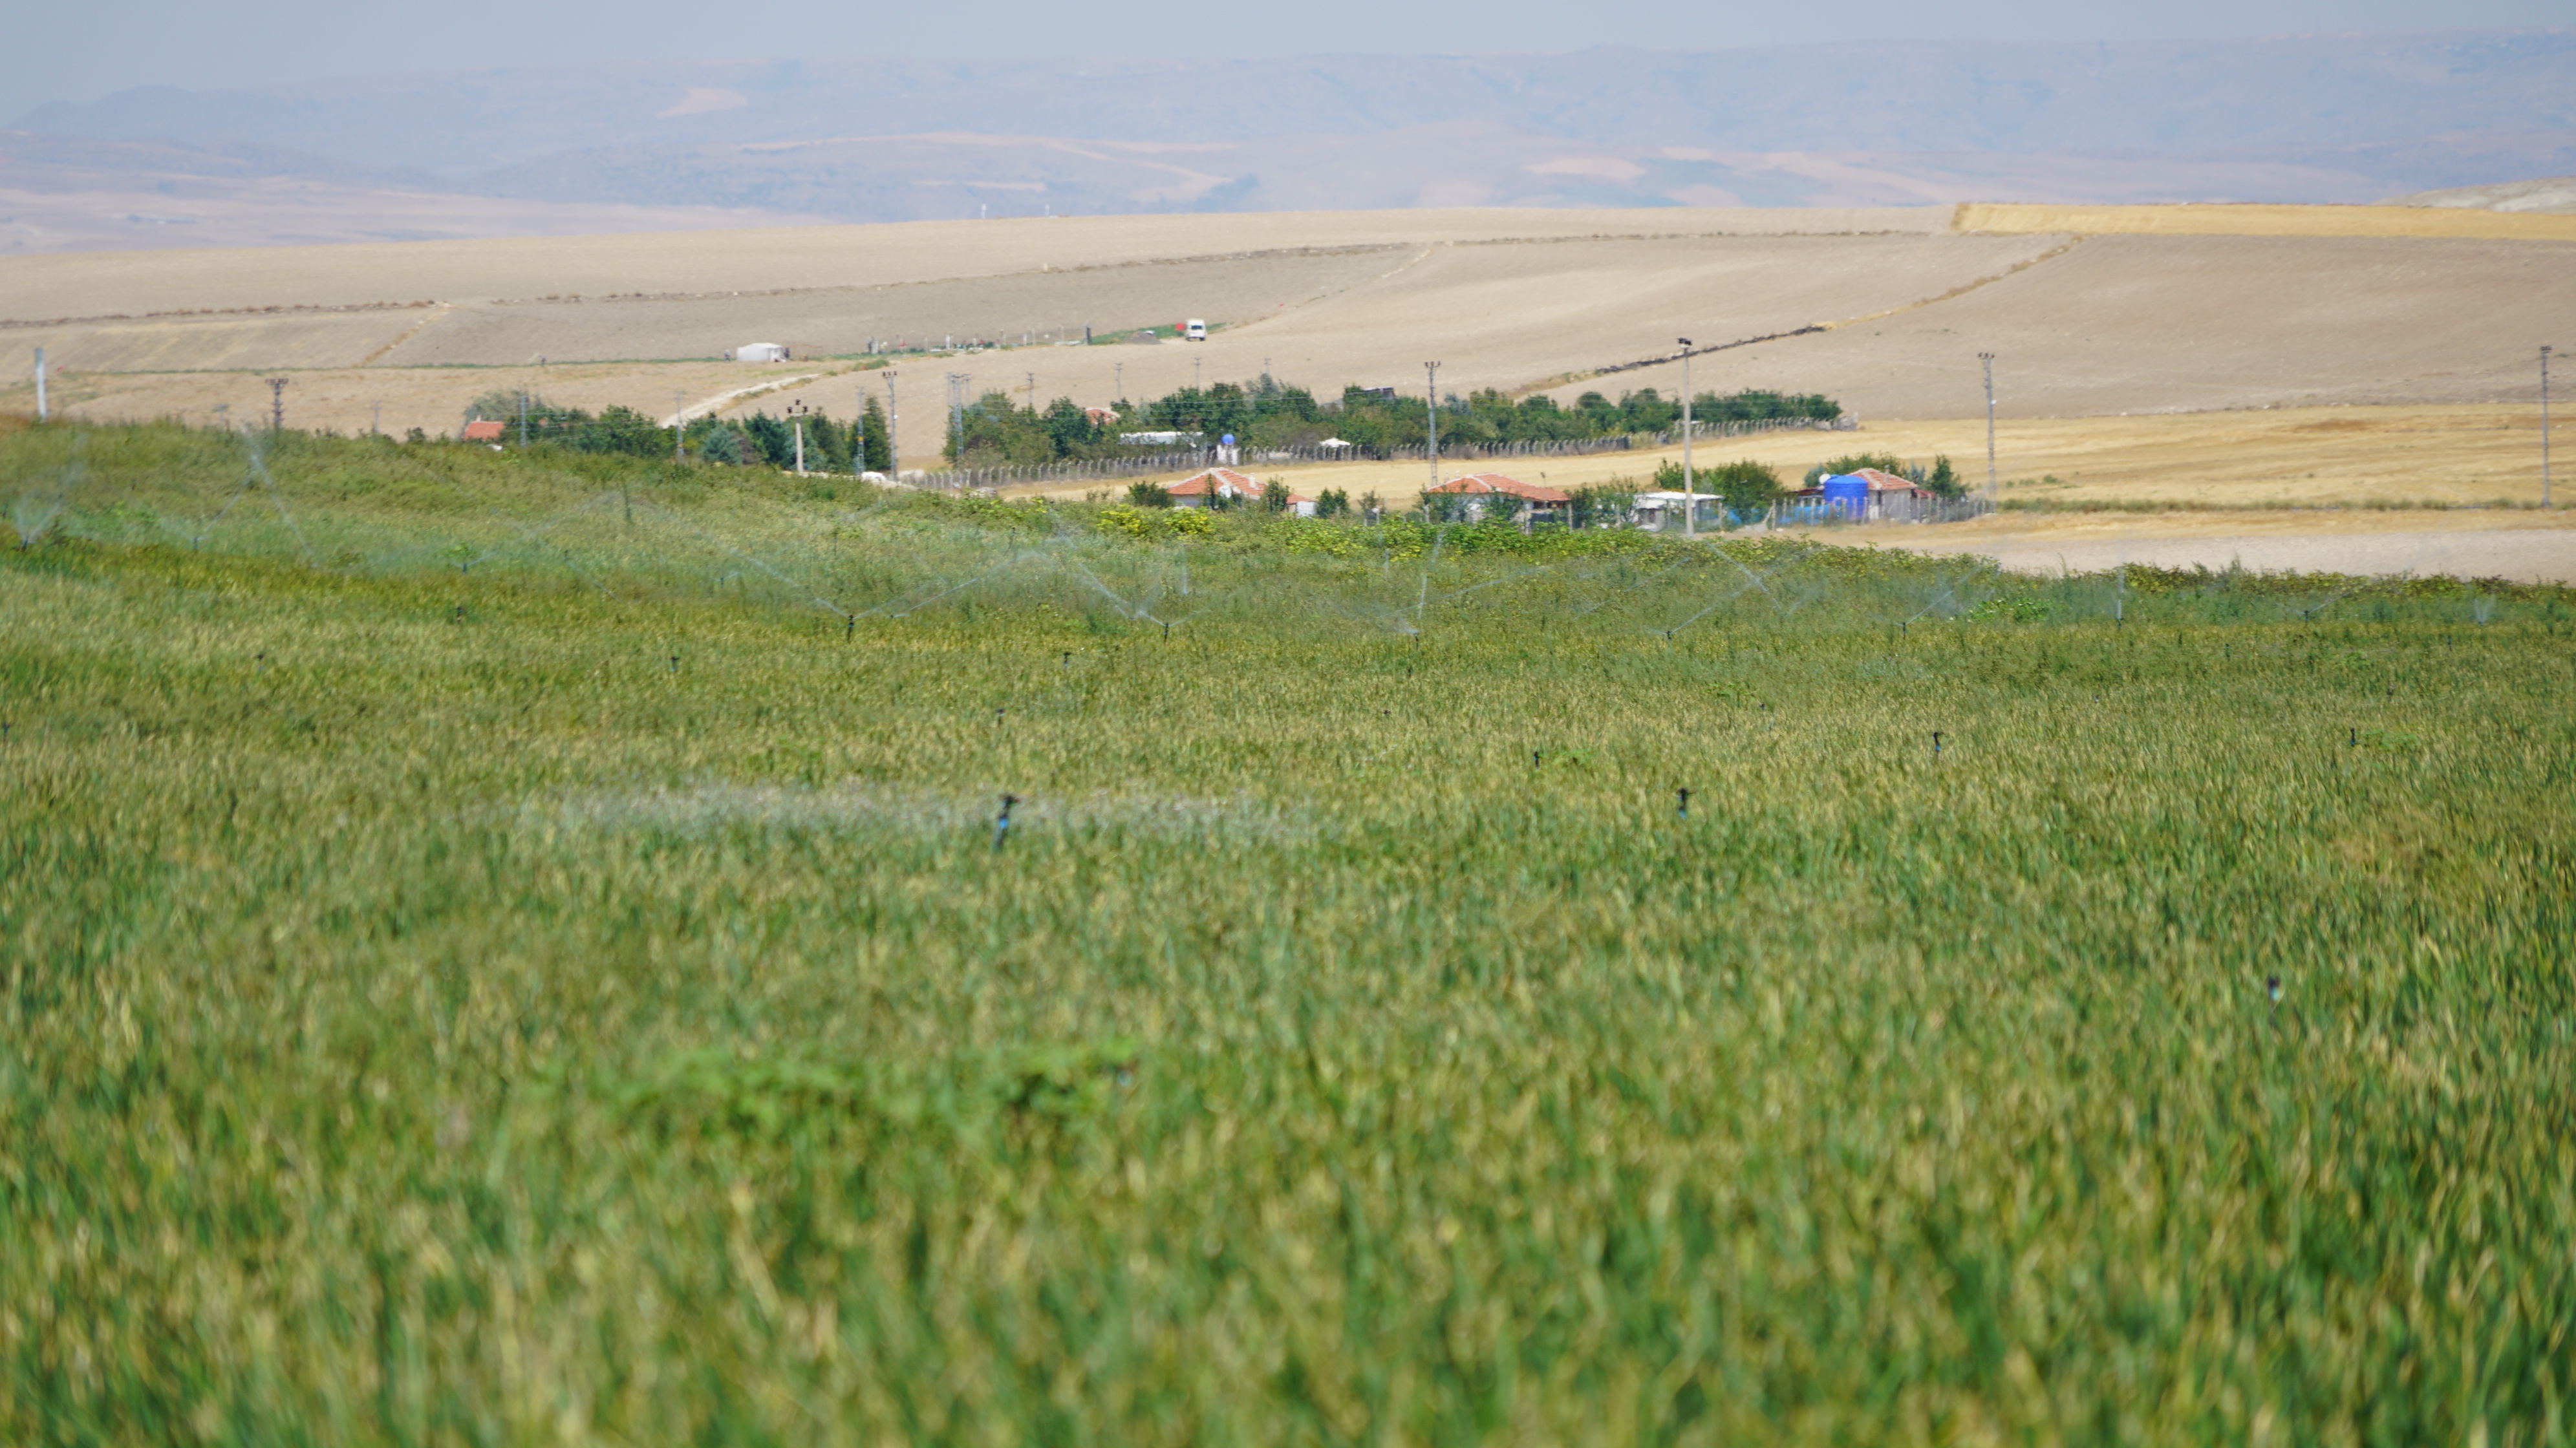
[1,203,2568,576]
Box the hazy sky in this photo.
[10,0,2571,112]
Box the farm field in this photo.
[6,205,2571,455]
[3,421,2573,1442]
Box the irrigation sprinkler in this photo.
[669,655,679,674]
[1675,789,1690,821]
[993,794,1018,851]
[1933,730,1943,758]
[2267,975,2282,1005]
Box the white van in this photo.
[1183,319,1207,341]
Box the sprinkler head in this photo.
[1676,787,1690,820]
[669,655,678,672]
[2266,975,2281,1004]
[2348,727,2357,747]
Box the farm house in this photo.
[1166,467,1262,508]
[1425,472,1572,526]
[1796,467,1933,520]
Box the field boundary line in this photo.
[1822,237,2085,330]
[666,372,832,427]
[356,302,455,367]
[1516,238,2085,396]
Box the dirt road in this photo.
[1819,511,2576,584]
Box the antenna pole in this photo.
[1679,338,1696,538]
[1979,352,1998,507]
[267,376,289,433]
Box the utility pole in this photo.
[2544,345,2555,508]
[32,347,45,422]
[517,390,528,448]
[946,372,969,484]
[267,376,289,432]
[674,390,686,461]
[883,372,899,476]
[371,400,381,436]
[1425,361,1443,499]
[1026,371,1036,410]
[1678,337,1695,538]
[1115,361,1123,402]
[785,398,811,475]
[1979,352,1998,507]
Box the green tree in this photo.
[1261,478,1293,513]
[1041,398,1095,460]
[860,397,892,473]
[1126,480,1172,508]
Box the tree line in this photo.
[458,390,894,472]
[945,376,1841,465]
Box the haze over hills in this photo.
[5,30,2575,250]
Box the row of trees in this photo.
[945,376,1842,466]
[459,391,893,471]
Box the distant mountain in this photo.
[8,32,2575,246]
[2387,175,2576,213]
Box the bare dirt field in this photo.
[1851,510,2576,585]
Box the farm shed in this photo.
[731,342,790,363]
[1801,467,1932,520]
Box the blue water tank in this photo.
[1820,473,1869,519]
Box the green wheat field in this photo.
[3,421,2571,1445]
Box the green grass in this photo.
[5,422,2573,1445]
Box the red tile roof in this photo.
[1427,471,1573,504]
[462,420,506,442]
[1168,467,1260,498]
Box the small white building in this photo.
[732,342,790,363]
